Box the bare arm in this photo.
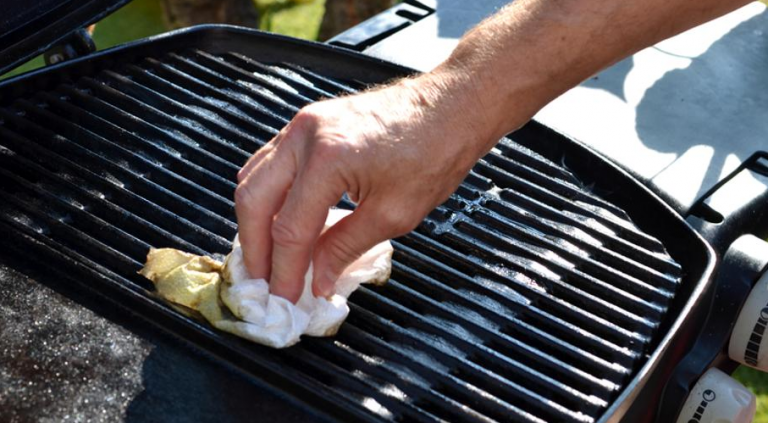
[235,0,751,302]
[436,0,751,142]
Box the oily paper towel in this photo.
[140,209,393,348]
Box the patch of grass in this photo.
[2,0,325,80]
[256,0,326,40]
[92,0,167,49]
[733,366,768,422]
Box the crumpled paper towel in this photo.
[139,209,393,348]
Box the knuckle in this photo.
[324,236,358,272]
[236,169,247,183]
[292,105,322,129]
[234,182,256,206]
[303,139,353,182]
[289,105,353,166]
[378,209,418,236]
[271,217,309,248]
[312,139,346,165]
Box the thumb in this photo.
[312,205,395,298]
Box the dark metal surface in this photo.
[44,28,97,66]
[327,1,433,51]
[0,245,322,423]
[0,0,130,76]
[0,26,714,423]
[688,153,768,257]
[0,257,150,422]
[509,122,716,423]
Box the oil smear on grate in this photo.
[0,47,683,423]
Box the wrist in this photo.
[424,53,548,151]
[395,68,512,159]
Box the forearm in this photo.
[418,0,751,149]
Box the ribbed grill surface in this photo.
[0,48,682,423]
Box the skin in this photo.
[235,0,751,303]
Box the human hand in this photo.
[234,71,507,302]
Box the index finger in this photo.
[234,148,296,280]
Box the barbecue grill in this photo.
[1,2,767,423]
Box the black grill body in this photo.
[0,0,130,76]
[0,26,715,423]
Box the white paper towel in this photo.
[141,209,393,348]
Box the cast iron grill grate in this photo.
[0,48,683,423]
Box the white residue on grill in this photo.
[441,303,503,336]
[116,158,151,178]
[486,186,504,199]
[57,171,82,186]
[455,214,577,272]
[490,249,564,281]
[541,249,575,268]
[112,159,143,178]
[384,360,432,390]
[185,105,226,124]
[157,126,201,149]
[51,191,86,211]
[477,259,550,291]
[409,328,471,358]
[513,272,548,292]
[379,383,407,401]
[553,237,590,258]
[268,65,316,88]
[528,259,565,280]
[0,144,15,157]
[502,231,576,269]
[334,340,385,366]
[361,396,393,419]
[546,215,603,247]
[393,344,450,373]
[563,209,617,236]
[152,142,183,159]
[475,274,541,299]
[3,209,47,235]
[62,171,107,200]
[352,369,369,382]
[422,313,490,345]
[173,116,228,144]
[200,97,254,123]
[234,82,290,107]
[227,85,270,110]
[353,372,412,408]
[576,200,635,230]
[458,288,524,319]
[248,72,300,95]
[494,210,589,259]
[102,172,125,188]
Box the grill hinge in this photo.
[44,28,96,66]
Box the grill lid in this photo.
[0,0,129,76]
